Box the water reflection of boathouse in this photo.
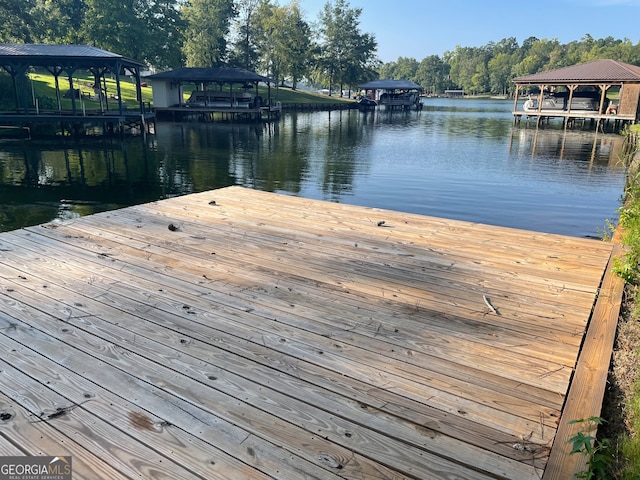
[512,59,640,132]
[509,127,629,168]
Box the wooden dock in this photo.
[0,186,622,479]
[0,110,156,136]
[154,105,281,122]
[512,109,634,133]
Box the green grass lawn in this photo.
[266,86,354,104]
[29,72,153,110]
[27,72,353,109]
[180,83,354,105]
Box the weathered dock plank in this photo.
[0,230,542,477]
[543,243,626,479]
[0,186,618,479]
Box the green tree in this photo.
[253,1,280,82]
[29,0,182,68]
[586,37,640,65]
[316,0,378,94]
[230,0,262,70]
[143,0,185,69]
[511,54,541,78]
[181,0,236,67]
[32,0,86,44]
[493,37,518,56]
[445,45,489,93]
[521,36,539,53]
[620,39,640,64]
[342,30,378,93]
[393,57,419,80]
[564,36,593,66]
[0,0,37,42]
[255,1,313,89]
[281,2,313,89]
[415,55,449,94]
[470,62,489,94]
[528,38,562,70]
[488,53,514,95]
[511,38,563,79]
[378,34,640,98]
[377,60,397,80]
[83,0,148,60]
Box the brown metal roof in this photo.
[514,59,640,84]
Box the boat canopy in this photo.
[360,79,423,91]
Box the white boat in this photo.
[523,93,600,113]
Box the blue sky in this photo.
[298,0,640,62]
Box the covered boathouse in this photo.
[512,59,640,132]
[145,67,280,122]
[359,79,424,110]
[0,43,154,137]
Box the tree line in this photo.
[2,0,640,95]
[381,35,640,96]
[0,0,379,93]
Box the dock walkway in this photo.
[0,186,622,479]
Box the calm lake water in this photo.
[0,98,629,237]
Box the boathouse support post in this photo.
[7,64,31,113]
[2,64,23,112]
[45,66,64,112]
[513,85,524,125]
[564,85,577,131]
[597,84,611,132]
[598,84,610,114]
[102,75,110,111]
[132,66,144,114]
[567,85,576,114]
[66,68,78,115]
[55,73,62,111]
[55,73,64,112]
[534,84,546,128]
[255,82,259,107]
[96,69,105,112]
[90,67,109,113]
[537,84,545,115]
[114,61,124,116]
[202,82,208,107]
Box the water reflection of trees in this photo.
[0,140,165,231]
[153,123,240,193]
[225,110,372,201]
[320,110,368,201]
